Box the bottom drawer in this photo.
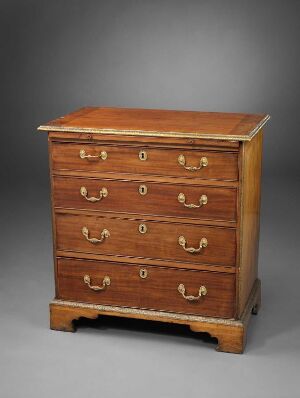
[57,258,236,318]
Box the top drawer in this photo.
[51,143,238,181]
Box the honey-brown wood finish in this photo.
[39,106,269,353]
[39,106,269,141]
[50,278,261,354]
[53,176,237,221]
[57,258,236,318]
[237,132,263,315]
[49,130,241,149]
[55,213,236,267]
[51,142,239,181]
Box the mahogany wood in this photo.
[51,142,239,181]
[48,137,59,296]
[55,249,236,273]
[49,131,240,149]
[38,106,268,353]
[52,169,239,188]
[55,213,236,267]
[237,132,263,315]
[55,207,237,228]
[50,278,261,354]
[56,258,235,318]
[53,176,237,222]
[39,106,268,141]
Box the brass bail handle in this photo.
[79,149,108,160]
[178,236,208,254]
[83,274,111,291]
[178,154,208,171]
[178,284,207,301]
[178,193,208,208]
[82,227,110,244]
[80,186,108,202]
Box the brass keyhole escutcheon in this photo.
[139,150,147,161]
[138,223,147,234]
[139,268,148,279]
[139,184,148,195]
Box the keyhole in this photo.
[139,184,148,195]
[138,223,147,234]
[139,150,147,161]
[139,268,148,279]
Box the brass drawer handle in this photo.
[79,149,108,160]
[83,274,111,291]
[178,284,207,301]
[80,186,108,202]
[178,236,208,254]
[178,193,208,208]
[82,227,110,244]
[178,154,208,171]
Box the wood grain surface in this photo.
[40,107,269,353]
[53,176,237,222]
[237,131,263,315]
[50,279,261,353]
[55,213,236,267]
[56,258,236,318]
[51,142,239,181]
[39,106,269,141]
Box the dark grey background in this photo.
[1,1,299,397]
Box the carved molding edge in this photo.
[38,115,270,142]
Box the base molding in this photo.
[50,279,261,354]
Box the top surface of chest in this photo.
[38,107,269,142]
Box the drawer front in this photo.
[56,213,236,266]
[52,143,238,181]
[53,177,237,222]
[57,258,235,318]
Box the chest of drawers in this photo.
[38,107,269,353]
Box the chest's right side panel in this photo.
[237,131,263,317]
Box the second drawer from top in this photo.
[53,176,237,222]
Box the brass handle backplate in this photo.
[80,186,108,202]
[178,154,208,171]
[83,274,111,291]
[82,227,110,244]
[178,236,208,254]
[79,149,108,160]
[178,193,208,208]
[178,284,207,301]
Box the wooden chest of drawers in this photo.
[38,107,270,353]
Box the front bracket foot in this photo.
[50,303,99,332]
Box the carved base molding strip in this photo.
[50,279,261,354]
